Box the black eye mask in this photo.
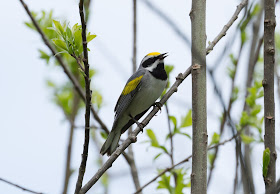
[141,57,158,68]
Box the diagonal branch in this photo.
[142,0,248,56]
[0,177,44,194]
[79,67,192,194]
[206,0,248,54]
[74,0,91,193]
[134,132,240,194]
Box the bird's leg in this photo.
[153,101,163,112]
[129,114,145,133]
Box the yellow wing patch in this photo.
[147,52,161,56]
[122,75,143,95]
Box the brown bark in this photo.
[263,0,276,191]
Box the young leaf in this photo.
[241,134,255,144]
[52,39,68,51]
[146,129,159,147]
[180,110,192,128]
[153,153,163,161]
[53,20,65,36]
[210,132,220,146]
[263,148,270,178]
[87,33,97,42]
[169,115,177,129]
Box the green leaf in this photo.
[146,129,159,147]
[87,33,97,42]
[251,104,262,116]
[100,131,108,139]
[39,49,51,63]
[52,39,68,51]
[157,174,173,193]
[231,86,239,102]
[169,115,177,129]
[210,132,220,146]
[165,65,174,77]
[263,148,270,178]
[241,134,255,144]
[174,169,187,194]
[229,53,237,66]
[208,152,215,166]
[240,111,249,127]
[153,153,162,161]
[180,110,192,128]
[53,20,65,36]
[159,145,169,154]
[178,132,191,139]
[46,80,55,88]
[241,30,247,44]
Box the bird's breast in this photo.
[127,74,167,117]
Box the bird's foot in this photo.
[129,114,145,133]
[153,102,163,112]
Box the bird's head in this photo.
[139,52,168,72]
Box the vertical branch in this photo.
[189,0,207,193]
[165,104,174,166]
[263,0,276,190]
[75,0,92,193]
[127,0,142,192]
[241,3,263,192]
[132,0,137,73]
[63,88,81,194]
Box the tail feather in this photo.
[100,130,121,156]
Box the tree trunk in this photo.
[190,0,207,193]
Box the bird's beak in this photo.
[158,53,168,60]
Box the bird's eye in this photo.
[142,57,158,68]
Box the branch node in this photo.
[176,73,184,81]
[262,79,267,86]
[192,63,201,70]
[129,135,137,143]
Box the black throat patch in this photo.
[149,62,167,80]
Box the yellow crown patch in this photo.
[147,52,161,56]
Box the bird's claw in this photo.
[153,102,163,113]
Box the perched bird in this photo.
[100,52,168,156]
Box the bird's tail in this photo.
[100,130,121,156]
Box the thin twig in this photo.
[165,104,174,166]
[142,0,248,56]
[79,67,192,194]
[62,87,80,194]
[207,42,243,187]
[74,0,91,193]
[18,0,109,134]
[127,0,142,191]
[134,132,240,194]
[0,177,44,194]
[206,0,248,54]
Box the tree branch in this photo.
[134,132,240,194]
[74,0,92,193]
[0,177,44,194]
[127,0,142,191]
[263,0,276,190]
[79,66,192,194]
[206,0,248,54]
[62,86,81,194]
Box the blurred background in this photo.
[0,0,279,194]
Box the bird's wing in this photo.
[114,69,146,120]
